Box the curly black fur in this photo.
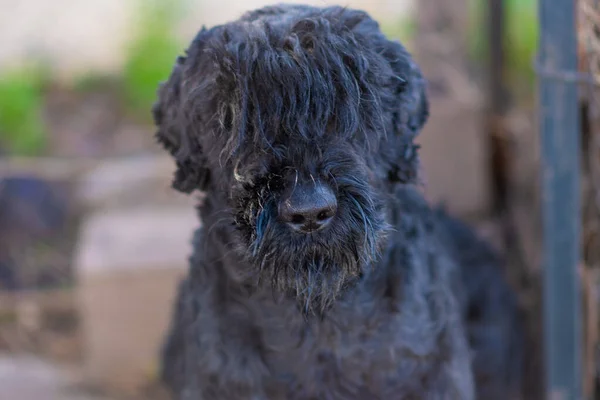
[155,4,523,399]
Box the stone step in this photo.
[76,155,197,210]
[0,355,110,400]
[74,206,197,392]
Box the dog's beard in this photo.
[243,193,385,316]
[259,246,362,316]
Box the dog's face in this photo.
[153,6,428,314]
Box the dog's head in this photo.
[154,5,428,314]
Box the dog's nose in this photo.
[278,182,337,233]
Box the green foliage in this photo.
[468,0,538,93]
[505,0,538,88]
[0,67,48,155]
[381,17,417,49]
[122,0,183,121]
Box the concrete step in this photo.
[0,355,110,400]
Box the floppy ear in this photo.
[340,9,428,184]
[381,40,429,184]
[153,50,211,193]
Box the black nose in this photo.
[278,182,337,233]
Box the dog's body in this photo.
[155,5,522,399]
[162,187,475,399]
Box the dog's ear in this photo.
[335,8,428,184]
[153,48,211,193]
[381,41,429,184]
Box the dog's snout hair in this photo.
[156,4,524,400]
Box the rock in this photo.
[76,155,196,209]
[0,176,68,239]
[0,355,110,400]
[414,0,490,218]
[418,98,491,217]
[74,206,197,392]
[0,175,71,290]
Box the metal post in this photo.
[538,0,582,397]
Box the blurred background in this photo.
[0,0,594,399]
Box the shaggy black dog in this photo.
[154,5,523,399]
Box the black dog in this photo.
[154,5,523,399]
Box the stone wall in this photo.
[73,156,197,391]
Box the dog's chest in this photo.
[245,293,441,399]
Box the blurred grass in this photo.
[381,1,536,99]
[0,0,185,157]
[0,67,49,156]
[468,0,538,96]
[123,0,183,122]
[0,0,539,158]
[381,16,417,49]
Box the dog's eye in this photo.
[233,161,251,184]
[233,169,244,183]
